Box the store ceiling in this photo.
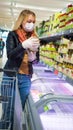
[0,0,73,31]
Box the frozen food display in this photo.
[30,63,73,130]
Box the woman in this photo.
[1,9,40,129]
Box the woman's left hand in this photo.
[27,50,36,62]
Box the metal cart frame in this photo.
[0,68,16,130]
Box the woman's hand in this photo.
[22,37,40,51]
[27,50,36,62]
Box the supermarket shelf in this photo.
[39,61,73,85]
[39,35,61,43]
[39,29,73,43]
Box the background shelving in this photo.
[39,37,73,84]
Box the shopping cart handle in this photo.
[0,68,3,72]
[0,68,17,73]
[0,96,8,102]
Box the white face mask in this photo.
[23,22,34,32]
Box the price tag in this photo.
[62,74,66,80]
[49,67,54,71]
[58,72,62,78]
[46,65,49,68]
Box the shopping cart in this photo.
[0,68,16,130]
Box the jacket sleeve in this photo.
[6,31,25,60]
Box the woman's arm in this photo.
[6,31,25,60]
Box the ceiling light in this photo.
[16,4,62,12]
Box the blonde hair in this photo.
[13,9,36,31]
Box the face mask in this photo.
[23,22,34,32]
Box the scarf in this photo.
[16,28,36,43]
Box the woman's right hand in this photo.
[22,37,40,51]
